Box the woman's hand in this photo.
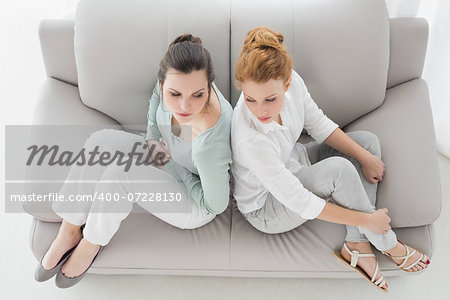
[146,139,171,169]
[360,152,385,183]
[365,208,391,234]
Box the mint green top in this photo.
[141,81,233,214]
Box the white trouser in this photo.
[52,129,216,246]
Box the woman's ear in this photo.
[285,77,292,91]
[234,79,242,91]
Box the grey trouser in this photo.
[242,130,398,252]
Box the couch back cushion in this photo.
[74,0,230,129]
[231,0,389,127]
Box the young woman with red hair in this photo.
[231,26,430,292]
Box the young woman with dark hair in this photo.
[35,33,233,288]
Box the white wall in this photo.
[0,0,79,125]
[386,0,450,157]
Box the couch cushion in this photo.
[74,0,231,130]
[32,78,119,126]
[229,200,433,277]
[31,203,232,272]
[230,0,389,127]
[30,200,434,277]
[344,79,441,227]
[22,78,119,222]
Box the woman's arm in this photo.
[323,128,385,183]
[317,201,368,226]
[161,143,232,215]
[145,81,163,141]
[323,128,370,164]
[144,81,171,165]
[316,201,392,235]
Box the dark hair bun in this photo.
[158,33,215,88]
[170,34,203,47]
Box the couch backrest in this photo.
[74,0,230,130]
[75,0,389,129]
[231,0,390,127]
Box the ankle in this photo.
[58,228,82,239]
[59,220,82,236]
[384,242,401,254]
[78,238,100,252]
[345,241,371,249]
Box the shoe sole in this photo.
[333,250,388,293]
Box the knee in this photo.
[364,131,381,158]
[85,128,117,149]
[327,156,358,178]
[95,165,131,204]
[349,130,381,158]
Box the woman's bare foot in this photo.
[60,238,101,278]
[341,241,388,291]
[383,241,430,272]
[41,220,83,270]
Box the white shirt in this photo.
[231,69,339,220]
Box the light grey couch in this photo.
[26,0,441,278]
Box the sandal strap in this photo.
[382,247,415,260]
[403,253,425,270]
[372,263,386,288]
[374,276,384,286]
[376,278,386,288]
[343,243,375,267]
[398,249,416,268]
[343,243,386,289]
[384,249,416,260]
[382,239,416,268]
[382,239,428,270]
[371,261,379,282]
[374,275,385,286]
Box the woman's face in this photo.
[241,77,291,124]
[161,68,209,124]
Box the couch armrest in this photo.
[38,19,78,86]
[344,79,441,228]
[387,17,428,89]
